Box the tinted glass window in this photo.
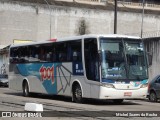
[54,40,82,62]
[10,40,82,63]
[156,77,160,83]
[55,42,67,62]
[84,38,99,81]
[69,40,82,62]
[38,44,53,62]
[10,46,28,63]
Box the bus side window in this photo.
[52,53,56,62]
[55,42,68,62]
[10,48,17,63]
[69,40,82,62]
[46,52,51,61]
[59,53,63,61]
[73,51,78,61]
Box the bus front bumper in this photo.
[99,87,148,99]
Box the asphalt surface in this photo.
[0,87,160,120]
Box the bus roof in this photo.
[57,34,140,41]
[10,34,141,48]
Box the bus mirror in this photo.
[147,52,152,67]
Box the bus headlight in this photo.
[140,83,148,88]
[102,83,115,88]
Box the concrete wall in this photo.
[0,1,160,79]
[0,1,160,45]
[144,37,160,80]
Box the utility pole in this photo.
[141,0,145,38]
[114,0,117,34]
[44,0,52,40]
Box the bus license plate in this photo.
[124,92,132,96]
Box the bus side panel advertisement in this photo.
[16,63,61,94]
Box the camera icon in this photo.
[2,112,12,117]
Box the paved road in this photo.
[0,87,160,120]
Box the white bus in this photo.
[9,34,149,103]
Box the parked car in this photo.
[0,74,8,87]
[148,75,160,102]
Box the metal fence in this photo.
[125,30,160,38]
[117,1,160,9]
[76,0,101,2]
[6,0,160,8]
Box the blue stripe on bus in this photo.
[102,79,115,83]
[16,63,61,94]
[102,79,148,86]
[133,79,148,87]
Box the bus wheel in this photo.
[23,82,30,97]
[149,91,157,102]
[73,84,83,103]
[113,99,124,104]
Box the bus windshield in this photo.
[100,38,148,81]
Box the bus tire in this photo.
[113,99,124,104]
[23,81,30,97]
[73,84,83,103]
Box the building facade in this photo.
[0,0,160,78]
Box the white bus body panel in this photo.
[99,86,147,99]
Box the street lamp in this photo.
[43,0,52,39]
[141,0,145,38]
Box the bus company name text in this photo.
[39,65,54,84]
